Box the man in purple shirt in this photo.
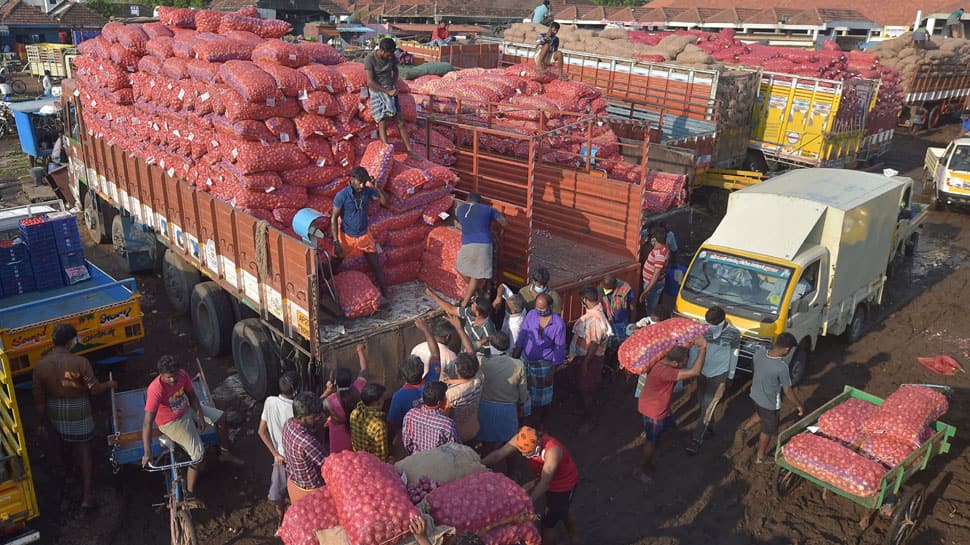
[511,294,566,429]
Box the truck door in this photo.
[786,259,825,348]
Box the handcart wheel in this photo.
[776,467,804,497]
[887,484,925,545]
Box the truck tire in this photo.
[932,187,946,211]
[83,191,111,244]
[844,306,867,344]
[190,282,234,357]
[927,106,942,130]
[788,344,809,386]
[163,250,201,315]
[231,318,278,400]
[904,233,919,257]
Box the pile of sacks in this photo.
[73,7,460,293]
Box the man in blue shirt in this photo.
[331,166,389,296]
[532,0,551,25]
[387,317,441,443]
[455,192,508,307]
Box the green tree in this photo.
[84,0,121,19]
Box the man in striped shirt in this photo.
[281,392,328,505]
[639,224,670,322]
[402,382,460,453]
[686,306,741,455]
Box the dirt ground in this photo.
[10,123,970,545]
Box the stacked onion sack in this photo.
[278,450,539,545]
[72,7,461,314]
[407,66,644,185]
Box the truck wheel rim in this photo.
[83,196,98,231]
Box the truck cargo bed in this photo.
[532,232,633,286]
[318,281,439,343]
[0,263,135,330]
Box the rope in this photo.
[255,220,270,280]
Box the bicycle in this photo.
[145,435,201,545]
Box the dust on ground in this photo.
[17,124,970,545]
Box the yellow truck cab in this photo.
[675,168,925,384]
[925,136,970,209]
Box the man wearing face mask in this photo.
[426,288,497,354]
[519,268,563,316]
[512,294,566,430]
[685,306,740,455]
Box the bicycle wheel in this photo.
[10,79,25,94]
[173,509,199,545]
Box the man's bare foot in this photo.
[632,467,653,485]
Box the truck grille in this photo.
[736,336,773,374]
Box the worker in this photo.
[429,21,453,46]
[947,8,965,39]
[41,69,52,97]
[363,37,417,157]
[454,192,508,307]
[532,0,553,25]
[534,22,564,79]
[482,427,579,545]
[33,323,117,512]
[331,166,389,296]
[911,28,928,49]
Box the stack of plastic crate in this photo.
[0,239,33,297]
[47,213,89,284]
[19,217,64,291]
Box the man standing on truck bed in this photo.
[33,323,117,511]
[364,37,417,157]
[455,192,508,308]
[947,8,966,39]
[332,166,390,296]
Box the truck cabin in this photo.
[944,139,970,173]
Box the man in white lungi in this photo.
[455,192,508,307]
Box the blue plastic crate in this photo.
[54,234,84,255]
[59,251,86,270]
[1,278,35,295]
[18,220,54,241]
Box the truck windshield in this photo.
[682,249,795,320]
[950,146,970,172]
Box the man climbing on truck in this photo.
[455,192,508,308]
[332,166,390,297]
[33,323,117,511]
[364,37,417,157]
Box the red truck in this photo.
[62,79,649,399]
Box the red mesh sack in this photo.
[273,208,300,230]
[219,61,277,102]
[331,140,356,169]
[218,162,283,191]
[194,10,226,33]
[101,22,122,42]
[137,55,163,75]
[299,136,335,164]
[782,433,886,497]
[115,24,149,53]
[78,37,110,59]
[334,92,360,124]
[218,14,291,39]
[233,6,259,17]
[252,40,309,68]
[383,243,425,267]
[482,521,541,545]
[257,62,311,97]
[425,165,458,186]
[162,57,189,80]
[171,38,195,60]
[186,60,222,83]
[300,91,338,116]
[299,65,347,93]
[862,385,948,447]
[226,183,308,209]
[297,42,344,65]
[397,93,417,122]
[321,452,420,544]
[861,435,917,467]
[359,141,395,185]
[213,116,275,142]
[223,90,300,121]
[383,263,420,286]
[419,227,466,299]
[158,7,196,28]
[617,317,709,374]
[421,195,454,225]
[335,63,368,91]
[818,398,877,444]
[385,168,430,200]
[265,117,296,142]
[280,165,345,187]
[230,142,309,173]
[145,37,175,59]
[294,113,338,140]
[194,38,254,63]
[383,224,432,247]
[426,472,536,536]
[108,43,139,71]
[223,30,263,46]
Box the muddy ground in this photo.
[8,123,970,545]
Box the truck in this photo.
[898,63,970,130]
[62,76,648,399]
[674,169,927,385]
[748,72,878,169]
[924,136,970,209]
[25,44,76,79]
[0,201,145,379]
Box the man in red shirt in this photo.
[635,337,706,484]
[639,224,670,323]
[430,21,453,46]
[140,356,241,498]
[482,426,579,545]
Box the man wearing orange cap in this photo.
[482,426,579,544]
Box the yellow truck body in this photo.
[25,44,76,78]
[750,73,878,168]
